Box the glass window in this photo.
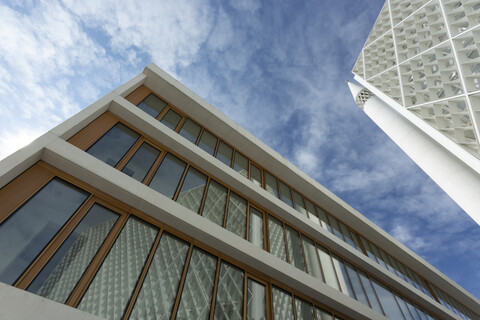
[316,307,333,320]
[233,152,249,178]
[265,172,279,198]
[268,216,287,261]
[344,261,370,307]
[137,94,167,118]
[130,233,189,320]
[87,123,140,167]
[149,153,187,199]
[77,217,158,320]
[279,181,293,207]
[358,270,384,315]
[0,178,89,285]
[302,237,323,281]
[247,279,266,320]
[331,254,355,298]
[216,141,233,167]
[249,207,264,249]
[121,142,160,182]
[370,243,387,269]
[214,262,244,320]
[328,216,344,241]
[305,199,319,225]
[316,207,332,232]
[176,167,208,213]
[202,180,228,227]
[198,130,218,156]
[272,286,294,320]
[395,294,415,320]
[225,192,248,238]
[285,226,306,271]
[316,245,339,290]
[250,164,262,187]
[339,222,356,248]
[28,204,119,303]
[179,118,202,144]
[295,297,315,320]
[371,278,406,320]
[160,109,182,130]
[176,248,217,320]
[292,190,307,216]
[349,230,362,251]
[360,236,377,262]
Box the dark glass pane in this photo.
[130,233,189,320]
[28,204,119,303]
[198,130,218,155]
[0,178,89,285]
[216,141,233,167]
[339,222,356,248]
[177,248,217,320]
[233,152,248,178]
[160,109,182,130]
[285,226,305,271]
[316,245,339,290]
[122,143,160,182]
[395,294,415,320]
[292,190,307,216]
[265,172,279,198]
[225,192,248,238]
[87,123,140,167]
[137,94,167,118]
[328,216,345,241]
[214,262,244,320]
[331,254,355,298]
[279,181,293,207]
[78,217,158,320]
[268,216,287,261]
[249,207,264,249]
[247,279,266,320]
[316,207,332,232]
[176,167,207,213]
[179,118,202,144]
[370,278,406,320]
[302,237,323,281]
[305,199,319,225]
[272,286,294,320]
[149,153,187,199]
[202,180,228,226]
[358,270,384,315]
[295,297,315,320]
[360,236,378,262]
[316,307,333,320]
[250,164,262,187]
[344,261,370,307]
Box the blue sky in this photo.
[1,0,480,298]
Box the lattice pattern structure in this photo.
[353,52,365,78]
[390,0,431,25]
[365,2,392,46]
[368,67,403,103]
[364,31,396,78]
[355,88,375,108]
[454,27,480,91]
[443,0,480,35]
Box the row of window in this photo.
[76,115,443,319]
[128,88,479,320]
[0,165,347,320]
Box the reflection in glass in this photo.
[78,217,158,320]
[247,279,266,320]
[149,153,187,199]
[316,307,333,320]
[302,238,323,281]
[328,216,344,240]
[0,178,89,285]
[250,164,262,187]
[249,207,264,249]
[344,261,370,307]
[265,172,279,198]
[233,152,249,178]
[316,207,332,232]
[226,192,248,238]
[272,286,294,320]
[87,123,140,167]
[285,226,306,271]
[179,118,202,144]
[279,181,293,207]
[137,94,167,118]
[176,167,208,213]
[177,248,217,320]
[160,109,182,130]
[122,143,160,182]
[339,222,356,248]
[130,233,189,320]
[214,262,244,320]
[305,199,319,225]
[202,180,228,226]
[292,190,307,216]
[395,294,415,320]
[371,278,405,320]
[358,270,384,315]
[216,141,233,167]
[331,254,355,298]
[316,246,339,290]
[198,130,218,155]
[295,297,315,320]
[28,204,119,303]
[268,216,287,261]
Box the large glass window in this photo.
[295,297,315,320]
[77,217,158,320]
[272,286,294,320]
[214,262,244,320]
[0,178,89,285]
[279,181,293,207]
[233,152,249,178]
[160,109,182,130]
[176,167,207,213]
[216,141,233,167]
[371,278,405,320]
[316,207,332,232]
[249,207,264,249]
[198,130,218,156]
[344,262,370,307]
[302,238,323,281]
[331,254,355,298]
[137,94,167,118]
[358,270,384,315]
[316,307,333,320]
[87,123,140,167]
[130,233,189,320]
[268,216,287,261]
[179,118,202,144]
[265,172,279,198]
[202,180,228,227]
[285,226,306,271]
[292,190,307,216]
[121,142,160,182]
[316,246,339,290]
[328,216,344,241]
[225,192,248,238]
[149,153,187,199]
[176,248,217,320]
[28,204,119,303]
[250,164,262,187]
[305,199,319,225]
[246,279,266,320]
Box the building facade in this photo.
[1,64,479,320]
[349,0,480,224]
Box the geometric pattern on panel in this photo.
[367,67,403,104]
[390,0,431,25]
[364,2,392,46]
[353,52,365,78]
[443,0,480,36]
[355,88,375,108]
[364,31,396,79]
[453,26,480,92]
